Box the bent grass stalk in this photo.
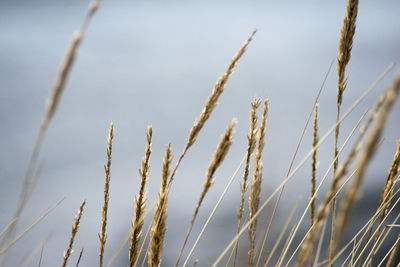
[175,120,236,267]
[0,1,101,260]
[331,0,359,263]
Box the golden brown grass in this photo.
[99,122,114,267]
[148,144,172,267]
[3,1,400,266]
[331,0,359,263]
[310,103,319,264]
[167,29,257,188]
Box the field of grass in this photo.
[1,0,400,266]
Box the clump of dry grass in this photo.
[62,200,86,267]
[248,99,268,267]
[99,122,114,267]
[333,72,400,257]
[129,125,153,267]
[297,72,400,267]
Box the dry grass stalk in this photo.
[233,99,260,267]
[167,29,257,188]
[99,122,114,267]
[76,248,84,267]
[62,200,86,267]
[129,125,153,267]
[175,120,237,267]
[331,0,359,263]
[248,99,268,267]
[333,72,400,257]
[148,144,172,267]
[310,104,319,264]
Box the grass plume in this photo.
[62,200,86,267]
[331,0,359,263]
[148,144,172,267]
[129,125,152,267]
[310,103,319,264]
[99,122,114,267]
[233,99,260,267]
[167,29,257,188]
[248,99,268,267]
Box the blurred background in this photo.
[1,0,400,266]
